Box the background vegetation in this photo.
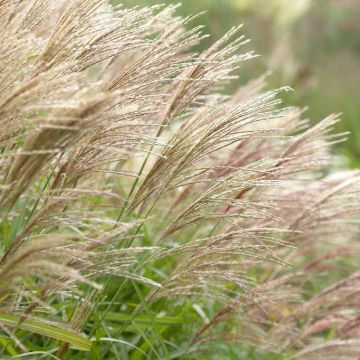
[121,0,360,165]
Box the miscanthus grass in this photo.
[0,1,359,359]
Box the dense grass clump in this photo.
[0,1,359,359]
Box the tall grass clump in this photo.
[0,1,359,359]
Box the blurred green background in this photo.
[119,0,360,166]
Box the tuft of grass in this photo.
[0,1,359,359]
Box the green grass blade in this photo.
[96,312,181,326]
[0,335,17,356]
[0,313,92,351]
[131,281,170,360]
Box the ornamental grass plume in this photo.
[0,1,359,359]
